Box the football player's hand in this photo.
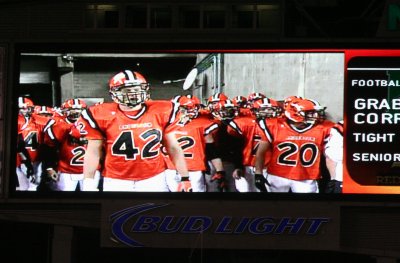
[325,180,342,194]
[177,177,192,192]
[232,168,244,179]
[211,171,226,192]
[46,168,59,182]
[22,160,35,182]
[79,137,88,145]
[255,173,270,192]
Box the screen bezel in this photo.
[8,42,400,201]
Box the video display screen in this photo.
[344,49,400,194]
[12,48,400,195]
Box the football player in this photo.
[209,99,244,192]
[324,120,343,193]
[206,92,229,118]
[283,95,303,111]
[77,70,188,192]
[165,95,225,192]
[247,92,266,109]
[232,95,252,116]
[227,97,282,192]
[16,132,34,190]
[255,97,334,193]
[16,97,48,191]
[33,105,54,118]
[42,99,100,191]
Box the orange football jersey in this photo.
[228,116,272,167]
[258,117,334,180]
[44,117,87,174]
[17,114,48,164]
[238,108,253,117]
[79,100,181,180]
[164,115,219,171]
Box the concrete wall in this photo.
[194,52,344,122]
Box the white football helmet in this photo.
[109,70,149,107]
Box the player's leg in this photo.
[205,161,218,192]
[102,177,136,192]
[291,179,319,193]
[234,166,254,192]
[16,166,30,190]
[266,174,291,192]
[221,161,237,192]
[189,171,206,192]
[132,171,170,192]
[28,162,42,191]
[165,169,180,192]
[81,171,101,191]
[57,172,79,191]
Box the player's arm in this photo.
[254,140,270,174]
[324,126,343,193]
[17,133,34,179]
[205,133,227,191]
[204,133,224,171]
[254,119,274,174]
[17,133,30,161]
[84,139,103,179]
[164,132,189,178]
[41,120,61,181]
[254,140,271,192]
[325,156,337,180]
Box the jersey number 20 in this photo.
[277,142,319,167]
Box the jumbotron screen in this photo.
[12,48,400,196]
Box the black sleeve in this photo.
[40,144,58,170]
[216,123,244,169]
[16,133,25,153]
[231,136,244,170]
[205,142,221,160]
[17,133,31,162]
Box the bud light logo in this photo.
[109,203,330,248]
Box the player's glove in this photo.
[177,176,193,192]
[211,171,226,192]
[255,173,270,192]
[22,160,35,183]
[232,168,244,179]
[79,137,88,145]
[325,180,342,194]
[46,168,59,182]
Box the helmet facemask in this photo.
[185,105,199,119]
[254,106,282,119]
[64,107,83,122]
[178,105,199,125]
[315,107,327,123]
[213,106,238,121]
[300,110,319,125]
[18,97,34,117]
[221,108,236,120]
[19,106,33,117]
[110,84,149,108]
